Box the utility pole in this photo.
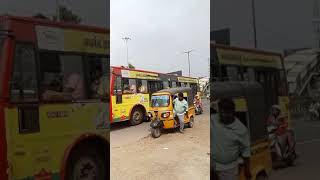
[56,0,60,21]
[122,37,131,67]
[184,50,193,77]
[251,0,257,48]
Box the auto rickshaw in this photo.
[211,81,272,180]
[149,87,196,138]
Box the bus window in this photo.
[123,78,136,94]
[40,54,86,101]
[11,43,38,102]
[163,81,169,89]
[148,81,163,94]
[172,81,177,88]
[226,66,239,81]
[243,67,255,81]
[137,79,148,93]
[86,56,109,99]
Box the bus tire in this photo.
[65,145,107,180]
[130,107,144,125]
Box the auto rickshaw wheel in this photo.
[188,116,194,128]
[151,127,161,138]
[130,107,144,125]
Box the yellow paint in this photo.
[177,77,198,83]
[111,94,150,122]
[64,30,109,54]
[234,98,248,112]
[239,141,272,180]
[216,48,282,69]
[5,103,109,179]
[121,69,160,80]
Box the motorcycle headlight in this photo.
[161,112,170,118]
[148,112,153,118]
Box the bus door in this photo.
[114,76,122,104]
[7,43,48,177]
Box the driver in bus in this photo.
[42,72,85,101]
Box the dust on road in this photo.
[111,100,210,180]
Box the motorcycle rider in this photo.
[267,105,295,158]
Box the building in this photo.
[284,49,320,96]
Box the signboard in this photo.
[177,77,198,83]
[35,25,109,55]
[121,70,160,80]
[216,48,283,69]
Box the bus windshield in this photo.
[151,95,170,107]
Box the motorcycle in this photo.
[268,122,297,167]
[194,101,203,115]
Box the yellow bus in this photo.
[0,15,109,180]
[110,66,199,125]
[210,43,291,127]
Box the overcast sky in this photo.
[0,0,109,27]
[111,0,210,78]
[211,0,314,53]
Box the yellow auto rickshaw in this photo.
[149,87,196,138]
[211,81,272,180]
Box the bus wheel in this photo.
[66,146,106,180]
[151,127,161,138]
[188,116,194,128]
[130,108,144,125]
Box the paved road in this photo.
[110,99,210,180]
[270,117,320,179]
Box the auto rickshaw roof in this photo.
[212,81,263,99]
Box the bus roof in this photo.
[111,66,198,79]
[0,15,109,33]
[211,43,282,57]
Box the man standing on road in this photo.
[211,98,252,180]
[173,92,188,134]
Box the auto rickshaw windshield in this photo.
[151,95,170,107]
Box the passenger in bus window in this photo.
[90,68,103,98]
[123,85,131,94]
[130,84,137,94]
[42,72,85,101]
[138,85,146,93]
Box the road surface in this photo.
[110,99,210,180]
[270,117,320,179]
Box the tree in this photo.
[128,63,135,69]
[33,13,50,20]
[53,6,81,24]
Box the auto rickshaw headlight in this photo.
[148,112,153,118]
[161,112,170,118]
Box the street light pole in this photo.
[252,0,257,48]
[184,50,193,77]
[56,0,60,21]
[122,37,131,67]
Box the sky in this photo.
[0,0,109,27]
[211,0,314,53]
[111,0,210,78]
